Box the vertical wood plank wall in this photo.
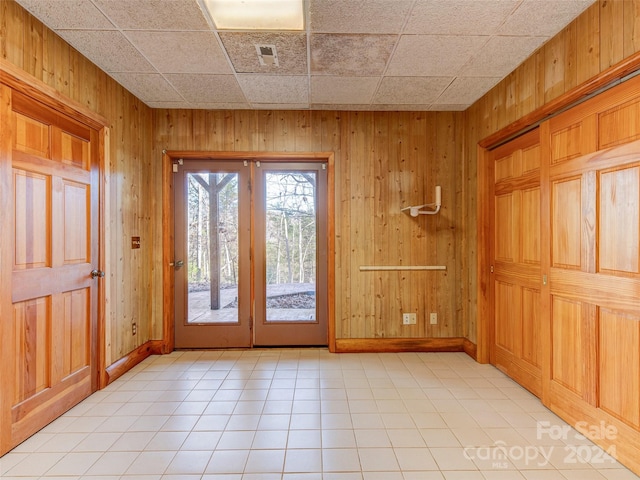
[465,0,640,343]
[1,0,159,367]
[153,110,465,339]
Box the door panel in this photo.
[490,128,542,397]
[254,163,328,346]
[1,85,99,454]
[174,161,251,348]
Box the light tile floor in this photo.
[1,349,639,480]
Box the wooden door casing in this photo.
[0,84,101,455]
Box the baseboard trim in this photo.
[463,338,477,360]
[105,340,164,385]
[334,337,467,353]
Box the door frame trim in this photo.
[162,151,336,352]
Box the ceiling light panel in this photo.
[202,0,304,30]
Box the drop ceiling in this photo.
[15,0,596,111]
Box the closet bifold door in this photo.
[489,128,543,397]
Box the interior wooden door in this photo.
[0,86,100,454]
[490,129,542,397]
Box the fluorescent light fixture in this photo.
[202,0,304,30]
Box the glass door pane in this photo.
[187,172,239,324]
[264,171,317,322]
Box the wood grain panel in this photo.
[495,281,519,354]
[494,193,515,262]
[551,296,584,395]
[13,168,49,269]
[521,287,540,367]
[63,180,88,265]
[521,144,540,175]
[495,152,514,182]
[599,308,640,428]
[58,129,89,169]
[13,297,49,404]
[599,98,640,148]
[62,288,90,376]
[521,187,540,264]
[13,111,49,158]
[552,177,582,268]
[550,123,583,163]
[599,166,640,273]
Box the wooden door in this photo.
[0,86,100,454]
[490,129,543,397]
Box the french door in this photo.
[174,158,328,348]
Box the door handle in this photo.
[90,269,105,279]
[175,260,184,269]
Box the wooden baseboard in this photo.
[463,338,477,360]
[104,340,164,385]
[334,337,466,353]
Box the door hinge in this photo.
[322,163,327,170]
[490,265,494,273]
[172,158,183,173]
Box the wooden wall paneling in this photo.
[1,0,24,68]
[544,29,566,103]
[372,111,390,338]
[563,21,578,93]
[600,0,625,70]
[576,3,600,85]
[623,0,640,57]
[337,112,351,339]
[23,10,43,77]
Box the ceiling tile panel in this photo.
[498,0,595,36]
[237,75,309,104]
[310,76,379,104]
[434,76,502,105]
[373,77,451,105]
[405,0,519,35]
[15,0,114,29]
[386,35,488,77]
[92,0,210,30]
[126,31,232,74]
[310,0,414,33]
[108,73,184,103]
[461,36,548,77]
[219,32,307,74]
[311,34,397,76]
[165,74,247,103]
[57,30,155,73]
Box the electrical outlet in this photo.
[132,322,137,335]
[402,313,417,325]
[430,313,438,325]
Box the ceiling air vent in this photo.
[255,44,279,67]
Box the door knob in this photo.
[91,269,105,279]
[175,260,184,269]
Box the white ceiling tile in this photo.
[311,104,373,110]
[310,0,413,33]
[499,0,596,36]
[219,32,307,74]
[165,74,246,103]
[125,31,232,74]
[373,77,451,105]
[311,34,397,75]
[145,101,196,109]
[92,0,210,30]
[386,35,488,77]
[406,0,520,35]
[15,0,114,29]
[428,104,468,111]
[107,73,184,103]
[310,76,379,104]
[434,76,501,105]
[237,75,309,104]
[57,30,154,73]
[188,103,252,110]
[461,36,548,78]
[250,103,310,110]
